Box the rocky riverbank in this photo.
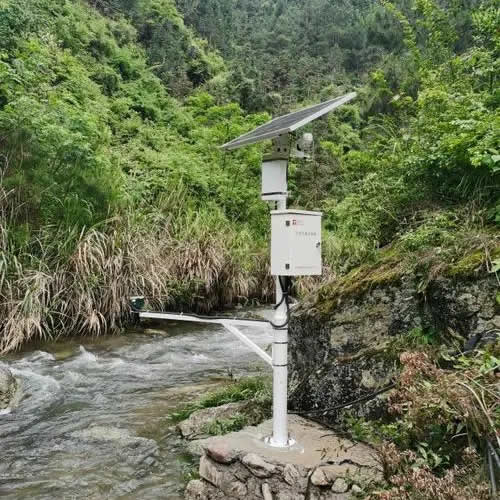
[181,249,499,498]
[289,253,499,422]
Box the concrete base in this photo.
[185,415,383,500]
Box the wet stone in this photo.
[0,365,16,410]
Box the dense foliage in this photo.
[177,0,405,111]
[175,0,499,272]
[0,0,275,352]
[0,0,498,352]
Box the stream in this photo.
[0,318,271,499]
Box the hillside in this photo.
[176,0,404,110]
[0,0,497,349]
[186,0,500,274]
[0,0,274,352]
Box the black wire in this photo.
[289,383,396,416]
[487,441,497,497]
[487,440,500,469]
[130,303,270,325]
[273,277,288,310]
[133,278,293,330]
[269,276,292,329]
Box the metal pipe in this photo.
[222,322,272,366]
[139,311,271,329]
[138,311,273,366]
[269,198,290,448]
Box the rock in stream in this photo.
[0,365,16,411]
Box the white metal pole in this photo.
[270,197,289,447]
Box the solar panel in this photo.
[221,92,356,151]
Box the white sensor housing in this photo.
[292,133,314,159]
[262,159,287,201]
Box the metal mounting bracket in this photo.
[138,311,272,366]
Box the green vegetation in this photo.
[176,0,405,111]
[179,0,499,269]
[0,0,497,353]
[0,0,274,352]
[201,414,250,436]
[343,347,499,498]
[171,375,272,436]
[170,376,272,423]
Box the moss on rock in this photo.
[311,238,499,316]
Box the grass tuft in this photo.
[169,376,272,423]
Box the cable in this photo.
[487,440,500,469]
[132,277,294,330]
[130,300,270,325]
[487,440,497,497]
[130,278,296,329]
[273,276,289,310]
[289,383,396,416]
[269,276,293,329]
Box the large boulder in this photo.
[288,256,499,421]
[0,365,16,410]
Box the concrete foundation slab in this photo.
[185,415,383,500]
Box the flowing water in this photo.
[0,318,271,499]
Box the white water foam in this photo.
[28,351,56,362]
[78,346,97,362]
[56,346,98,370]
[10,368,61,392]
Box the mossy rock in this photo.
[315,257,405,315]
[311,241,499,316]
[446,249,495,278]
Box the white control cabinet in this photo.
[271,210,322,276]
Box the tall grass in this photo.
[0,184,273,354]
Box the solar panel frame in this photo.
[221,92,356,150]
